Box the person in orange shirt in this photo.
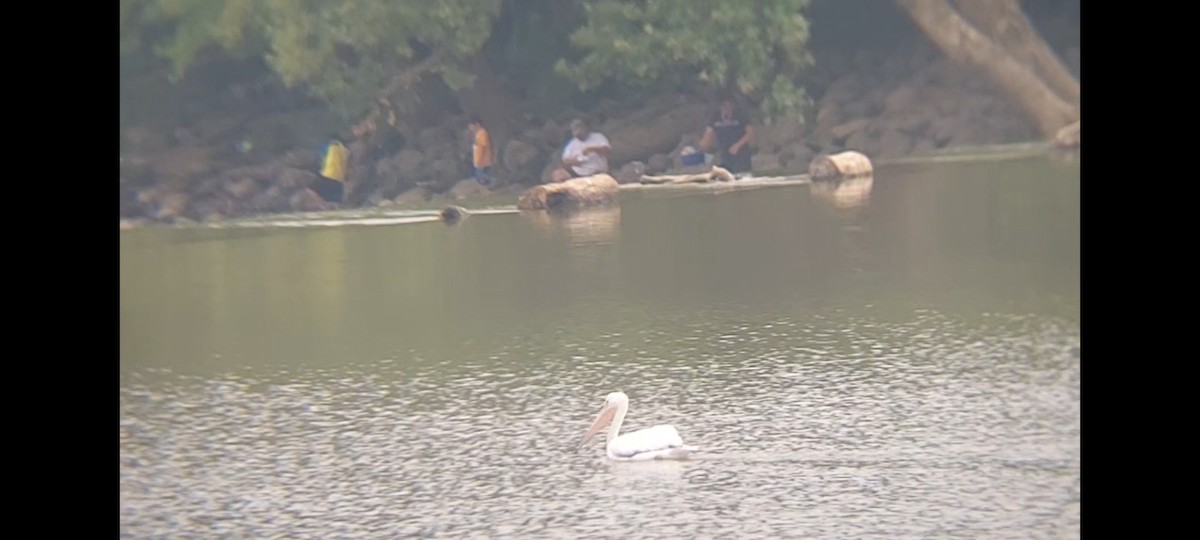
[468,115,494,186]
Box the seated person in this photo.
[551,119,611,183]
[700,96,755,177]
[312,135,349,204]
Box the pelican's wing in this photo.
[609,425,687,459]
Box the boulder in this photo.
[154,192,191,221]
[647,154,671,174]
[396,149,425,173]
[614,161,646,184]
[289,189,328,212]
[448,179,491,201]
[884,85,920,115]
[394,186,432,206]
[224,177,261,200]
[751,153,781,173]
[878,130,914,159]
[276,168,319,191]
[417,125,455,152]
[503,139,543,179]
[831,118,870,142]
[1054,121,1080,148]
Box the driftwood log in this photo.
[638,166,736,185]
[808,151,874,181]
[517,174,620,211]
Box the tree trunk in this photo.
[808,151,874,181]
[517,174,620,210]
[952,0,1080,105]
[895,0,1078,138]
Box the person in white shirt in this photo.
[551,118,611,182]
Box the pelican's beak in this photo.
[579,402,616,449]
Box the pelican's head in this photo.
[579,391,628,449]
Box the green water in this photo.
[120,157,1080,538]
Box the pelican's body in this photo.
[579,392,698,461]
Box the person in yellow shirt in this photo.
[313,135,348,203]
[468,115,494,186]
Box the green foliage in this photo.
[557,0,814,119]
[124,0,501,118]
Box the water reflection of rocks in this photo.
[521,206,621,246]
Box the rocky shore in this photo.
[120,44,1078,227]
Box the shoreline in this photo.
[121,141,1074,232]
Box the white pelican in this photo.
[579,391,698,461]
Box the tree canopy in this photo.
[559,0,813,118]
[120,0,816,123]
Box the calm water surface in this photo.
[120,157,1080,539]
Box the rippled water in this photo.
[121,158,1080,539]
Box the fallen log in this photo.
[638,166,736,185]
[517,174,620,210]
[808,151,874,181]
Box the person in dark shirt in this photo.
[700,96,756,176]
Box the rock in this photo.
[647,154,670,174]
[816,101,842,129]
[282,149,318,169]
[541,120,563,147]
[884,85,920,115]
[1054,121,1080,148]
[936,97,960,117]
[122,126,170,155]
[394,186,432,206]
[289,189,328,212]
[225,177,261,200]
[614,161,646,184]
[448,179,490,201]
[831,118,870,142]
[396,149,424,172]
[845,131,869,153]
[912,139,938,155]
[931,118,959,147]
[136,186,162,207]
[120,185,145,218]
[276,168,319,191]
[878,130,914,159]
[149,146,214,181]
[778,143,813,169]
[751,153,781,173]
[120,218,146,231]
[427,157,466,191]
[763,115,806,149]
[251,186,291,213]
[949,126,986,147]
[154,192,191,221]
[503,139,543,178]
[897,110,933,136]
[418,125,455,151]
[119,157,153,187]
